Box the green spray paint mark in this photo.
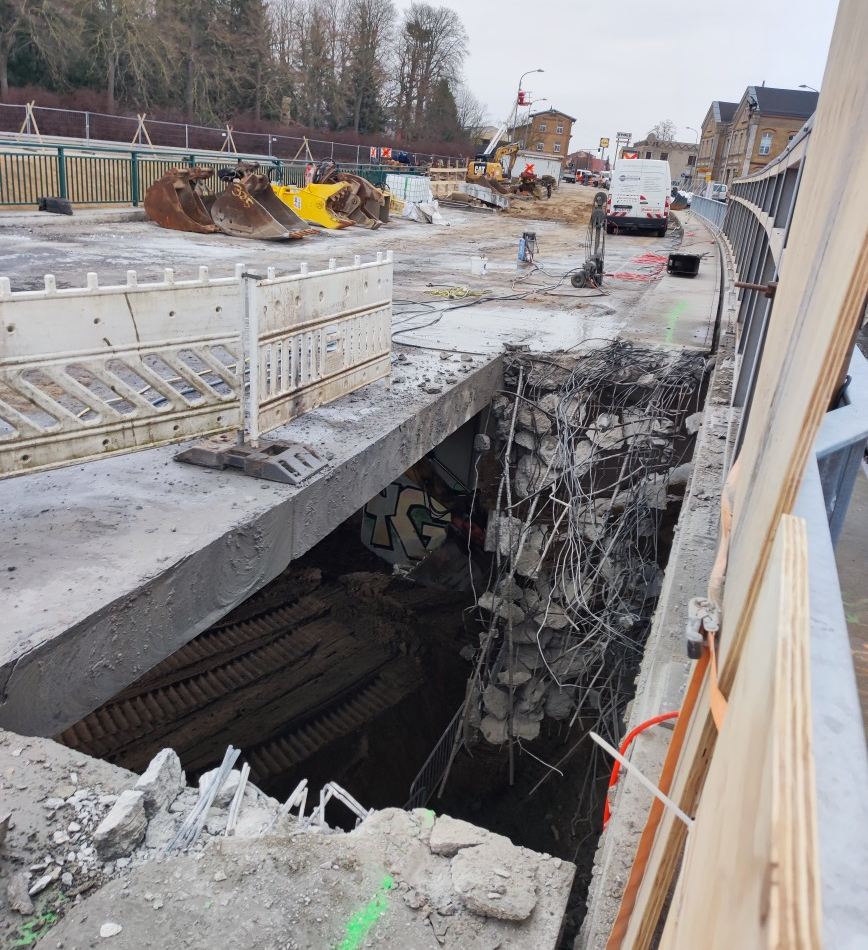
[665,300,688,344]
[332,875,395,950]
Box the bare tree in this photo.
[394,2,466,140]
[341,0,393,133]
[0,0,75,98]
[647,119,677,142]
[453,80,486,138]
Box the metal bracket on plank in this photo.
[175,434,328,484]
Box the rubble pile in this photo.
[4,746,286,922]
[468,344,708,745]
[2,732,576,949]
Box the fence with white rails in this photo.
[0,253,393,479]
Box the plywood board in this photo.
[659,515,821,950]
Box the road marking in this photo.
[665,300,688,344]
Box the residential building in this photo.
[628,135,698,184]
[721,86,818,182]
[696,100,738,185]
[512,109,576,169]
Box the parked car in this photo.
[562,169,577,183]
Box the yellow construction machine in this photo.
[466,124,518,195]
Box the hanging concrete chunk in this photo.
[451,841,538,920]
[483,685,510,720]
[94,789,147,860]
[134,748,185,817]
[480,715,510,744]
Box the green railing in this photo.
[0,139,424,208]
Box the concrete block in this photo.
[482,685,510,720]
[429,815,490,856]
[94,789,147,860]
[134,748,185,817]
[198,768,241,808]
[450,841,538,920]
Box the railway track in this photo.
[56,575,423,789]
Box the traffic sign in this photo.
[600,137,609,148]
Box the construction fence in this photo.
[0,254,393,479]
[0,101,463,168]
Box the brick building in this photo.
[512,109,575,167]
[721,86,818,181]
[566,150,606,173]
[628,135,698,184]
[696,100,738,185]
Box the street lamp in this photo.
[799,84,819,92]
[686,126,699,143]
[509,68,544,142]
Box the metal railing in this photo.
[0,138,424,208]
[0,101,464,166]
[405,702,465,810]
[687,194,727,229]
[0,255,393,479]
[688,120,812,420]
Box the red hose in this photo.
[603,711,679,829]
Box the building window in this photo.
[758,131,774,156]
[539,123,547,132]
[645,150,652,159]
[660,151,669,161]
[536,142,544,151]
[556,124,564,133]
[553,142,561,153]
[687,154,696,166]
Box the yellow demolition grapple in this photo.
[272,182,355,229]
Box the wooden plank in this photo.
[658,515,820,950]
[612,2,867,945]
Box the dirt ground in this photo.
[503,184,599,226]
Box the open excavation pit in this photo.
[48,341,708,943]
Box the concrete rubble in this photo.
[0,729,574,949]
[471,349,706,743]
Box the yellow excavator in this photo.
[466,124,518,195]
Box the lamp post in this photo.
[798,84,819,93]
[686,126,699,143]
[509,68,544,143]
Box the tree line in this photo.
[1,0,488,141]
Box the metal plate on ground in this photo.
[175,435,328,484]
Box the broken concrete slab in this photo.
[134,749,184,818]
[94,789,147,860]
[450,842,538,921]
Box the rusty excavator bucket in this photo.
[210,169,317,240]
[314,161,385,230]
[144,167,222,234]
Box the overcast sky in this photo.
[394,0,838,154]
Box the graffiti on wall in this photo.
[361,473,452,566]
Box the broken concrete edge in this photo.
[2,730,575,949]
[575,324,737,950]
[0,357,504,736]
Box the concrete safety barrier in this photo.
[0,254,393,478]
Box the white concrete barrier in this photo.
[0,255,393,478]
[247,252,393,445]
[0,266,246,478]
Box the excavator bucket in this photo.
[144,167,221,234]
[272,183,355,229]
[210,173,317,240]
[336,173,385,229]
[312,161,385,230]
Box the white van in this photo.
[606,159,672,236]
